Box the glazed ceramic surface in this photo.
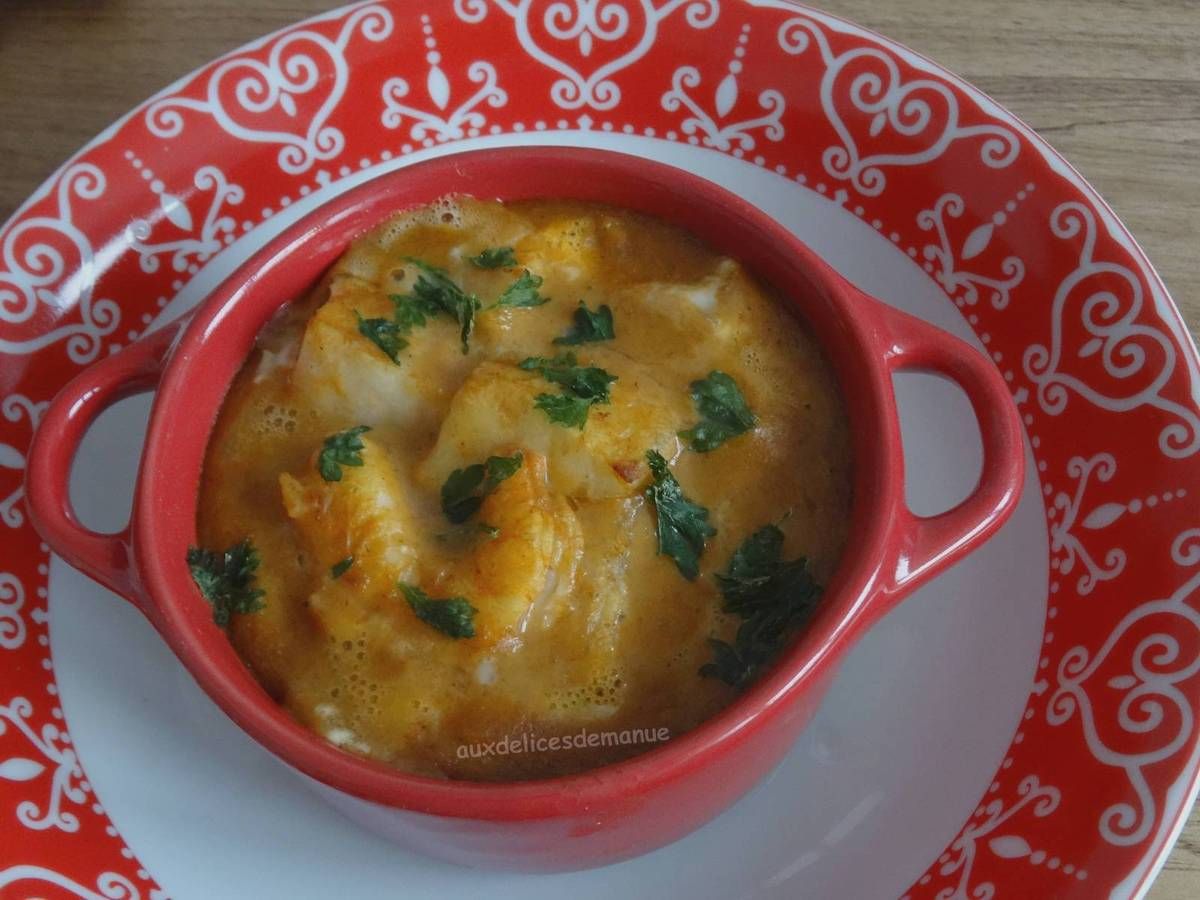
[1,1,1198,898]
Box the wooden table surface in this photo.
[1,0,1197,895]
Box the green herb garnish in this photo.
[701,524,823,687]
[533,393,593,429]
[356,290,439,365]
[387,257,550,351]
[519,352,616,399]
[317,425,371,482]
[441,453,524,524]
[470,246,518,269]
[403,257,481,353]
[390,293,441,333]
[187,539,266,627]
[644,450,715,580]
[519,353,617,429]
[355,312,407,365]
[679,371,757,452]
[401,583,477,639]
[554,300,615,345]
[493,270,548,308]
[330,556,354,579]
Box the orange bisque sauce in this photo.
[196,198,852,780]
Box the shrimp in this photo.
[281,433,580,649]
[432,450,582,642]
[420,351,687,501]
[279,434,418,640]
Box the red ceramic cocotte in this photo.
[25,147,1023,871]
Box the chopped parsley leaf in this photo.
[401,583,477,639]
[390,292,442,333]
[700,524,823,687]
[519,352,616,401]
[357,290,441,365]
[519,352,617,429]
[387,257,550,351]
[440,453,524,524]
[187,539,266,627]
[317,425,370,482]
[355,312,407,365]
[403,257,481,353]
[534,392,592,429]
[679,371,757,452]
[699,639,747,691]
[494,270,548,308]
[330,556,354,579]
[644,450,715,580]
[554,301,615,345]
[470,246,518,269]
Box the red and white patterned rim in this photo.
[2,1,1199,896]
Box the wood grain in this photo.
[0,0,1197,895]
